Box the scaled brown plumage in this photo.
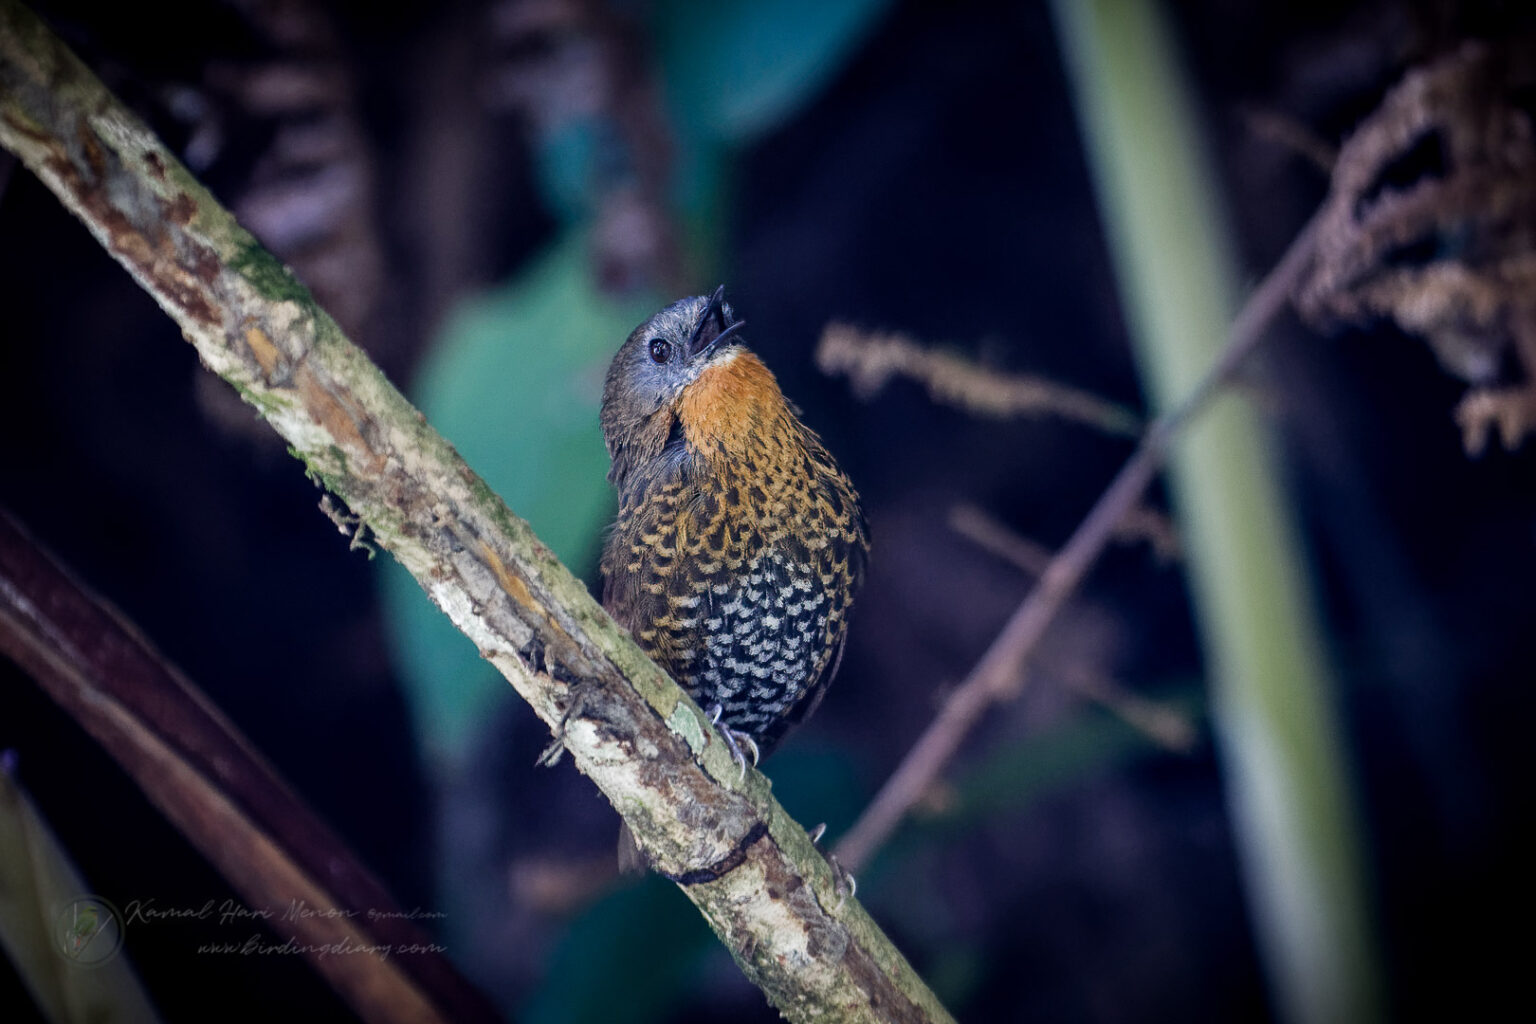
[600,288,868,762]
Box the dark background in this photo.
[3,1,1534,1021]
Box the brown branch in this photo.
[947,504,1056,576]
[1056,666,1198,755]
[947,505,1196,753]
[834,211,1323,873]
[1240,105,1338,174]
[950,501,1180,571]
[817,324,1144,437]
[0,511,500,1024]
[0,3,951,1021]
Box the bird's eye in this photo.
[648,338,672,364]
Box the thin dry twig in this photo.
[947,504,1055,576]
[1241,105,1339,174]
[1116,502,1182,564]
[950,501,1180,570]
[947,504,1194,753]
[817,324,1144,437]
[1057,666,1198,754]
[833,211,1323,873]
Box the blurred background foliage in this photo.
[386,0,891,766]
[379,231,642,761]
[3,1,1535,1022]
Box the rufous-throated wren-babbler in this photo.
[600,287,869,790]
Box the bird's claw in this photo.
[707,703,760,781]
[538,683,596,767]
[535,735,566,767]
[806,821,856,907]
[829,854,857,908]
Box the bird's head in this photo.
[601,286,757,489]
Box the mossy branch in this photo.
[0,2,952,1021]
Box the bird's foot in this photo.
[535,734,566,768]
[537,682,596,767]
[807,822,857,908]
[707,704,760,781]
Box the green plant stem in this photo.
[1049,2,1383,1022]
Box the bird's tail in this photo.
[616,820,650,875]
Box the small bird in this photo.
[600,287,869,776]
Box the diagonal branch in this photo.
[0,3,951,1021]
[833,212,1322,873]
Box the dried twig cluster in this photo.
[1297,42,1536,453]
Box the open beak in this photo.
[686,285,745,359]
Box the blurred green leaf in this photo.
[0,767,161,1023]
[944,696,1198,825]
[755,743,866,836]
[534,119,624,222]
[924,944,986,1012]
[653,0,892,144]
[379,229,657,761]
[522,877,713,1024]
[879,684,1204,838]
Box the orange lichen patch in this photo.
[165,191,197,226]
[478,537,566,646]
[245,325,284,379]
[476,538,590,677]
[292,363,386,474]
[677,350,787,460]
[481,537,533,612]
